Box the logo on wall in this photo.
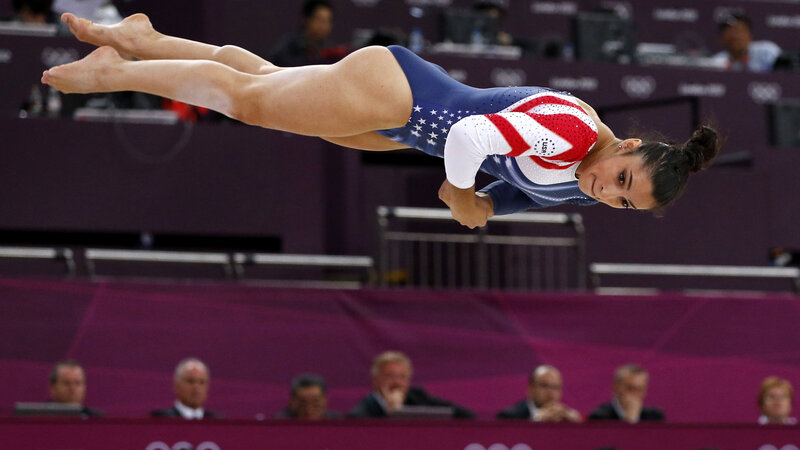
[530,1,578,15]
[491,68,526,87]
[621,75,656,99]
[652,8,699,22]
[758,445,799,450]
[677,82,726,97]
[766,15,800,28]
[41,47,79,68]
[352,0,380,6]
[549,76,598,92]
[465,444,533,450]
[145,442,221,450]
[748,82,782,104]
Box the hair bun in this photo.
[682,125,720,173]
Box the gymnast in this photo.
[42,13,720,228]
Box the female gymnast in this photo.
[42,13,720,228]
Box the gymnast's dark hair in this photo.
[633,125,720,212]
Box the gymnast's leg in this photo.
[57,12,408,148]
[42,44,412,137]
[60,13,279,75]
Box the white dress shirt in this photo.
[174,400,204,420]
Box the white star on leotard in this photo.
[438,116,444,121]
[413,124,423,131]
[430,123,438,129]
[430,109,438,115]
[428,131,438,139]
[427,139,436,145]
[447,120,453,125]
[413,105,422,112]
[411,130,421,137]
[418,118,426,124]
[443,110,449,114]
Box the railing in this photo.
[0,246,75,275]
[376,206,586,290]
[590,262,800,293]
[0,247,371,286]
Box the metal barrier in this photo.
[590,262,800,293]
[0,246,75,275]
[84,248,373,286]
[232,252,374,287]
[376,206,586,290]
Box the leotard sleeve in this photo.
[444,93,599,189]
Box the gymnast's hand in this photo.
[438,179,494,229]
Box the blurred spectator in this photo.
[274,373,342,419]
[10,0,56,23]
[472,0,512,46]
[471,0,544,57]
[588,364,664,423]
[150,358,222,419]
[496,365,581,422]
[710,12,780,72]
[348,351,475,418]
[758,376,797,425]
[268,0,344,67]
[49,360,105,416]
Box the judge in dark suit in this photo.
[496,365,581,422]
[588,364,664,423]
[348,351,475,419]
[48,360,105,417]
[150,358,222,419]
[274,373,342,419]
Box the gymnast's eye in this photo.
[618,171,625,184]
[621,198,629,209]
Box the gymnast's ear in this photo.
[617,138,642,152]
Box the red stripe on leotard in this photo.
[485,114,531,157]
[512,95,586,114]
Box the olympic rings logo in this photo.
[621,75,656,99]
[491,68,527,87]
[145,442,221,450]
[464,444,532,450]
[748,82,782,104]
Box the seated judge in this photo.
[348,351,475,418]
[48,360,104,417]
[274,373,342,419]
[150,358,222,419]
[496,364,581,422]
[588,364,664,423]
[758,376,797,425]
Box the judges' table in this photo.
[1,418,798,450]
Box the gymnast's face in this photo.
[577,140,656,210]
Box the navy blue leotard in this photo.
[376,46,598,215]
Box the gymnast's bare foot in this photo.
[42,46,125,94]
[61,12,157,58]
